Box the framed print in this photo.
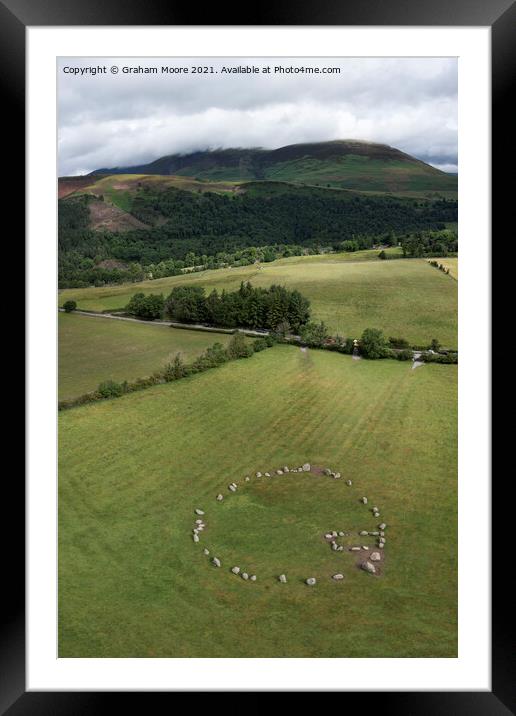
[5,0,513,710]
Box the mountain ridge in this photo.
[89,140,455,190]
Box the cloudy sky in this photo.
[58,57,457,176]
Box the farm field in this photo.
[432,257,458,280]
[59,254,457,347]
[59,345,457,658]
[58,311,237,400]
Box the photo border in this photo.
[6,0,512,710]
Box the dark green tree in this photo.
[359,328,390,359]
[63,300,77,313]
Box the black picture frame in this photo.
[6,0,513,711]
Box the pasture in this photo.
[59,345,457,658]
[59,254,458,347]
[58,311,237,400]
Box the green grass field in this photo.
[59,345,457,658]
[58,312,237,400]
[59,254,457,347]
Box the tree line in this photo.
[124,282,311,333]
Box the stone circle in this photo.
[192,462,388,586]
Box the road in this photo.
[58,308,271,337]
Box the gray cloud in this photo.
[58,57,457,176]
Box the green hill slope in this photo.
[91,140,457,196]
[59,254,458,347]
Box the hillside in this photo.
[58,140,457,288]
[90,140,457,196]
[59,254,458,348]
[58,178,457,288]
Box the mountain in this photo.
[91,140,457,196]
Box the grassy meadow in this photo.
[59,253,457,347]
[58,311,238,400]
[59,346,457,658]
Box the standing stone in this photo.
[195,508,205,515]
[229,484,237,492]
[306,577,316,585]
[325,533,333,540]
[334,472,341,479]
[362,497,368,504]
[283,467,289,473]
[332,531,338,537]
[302,463,311,472]
[231,566,240,574]
[245,476,250,482]
[324,468,332,476]
[279,574,287,583]
[241,572,249,580]
[250,575,257,581]
[195,519,203,525]
[359,530,368,536]
[332,542,339,551]
[361,561,376,574]
[332,574,344,581]
[277,469,283,475]
[216,494,224,501]
[379,523,387,530]
[338,532,345,537]
[212,557,221,567]
[193,534,199,543]
[346,480,352,486]
[370,552,381,561]
[265,472,271,477]
[203,548,210,555]
[256,472,262,478]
